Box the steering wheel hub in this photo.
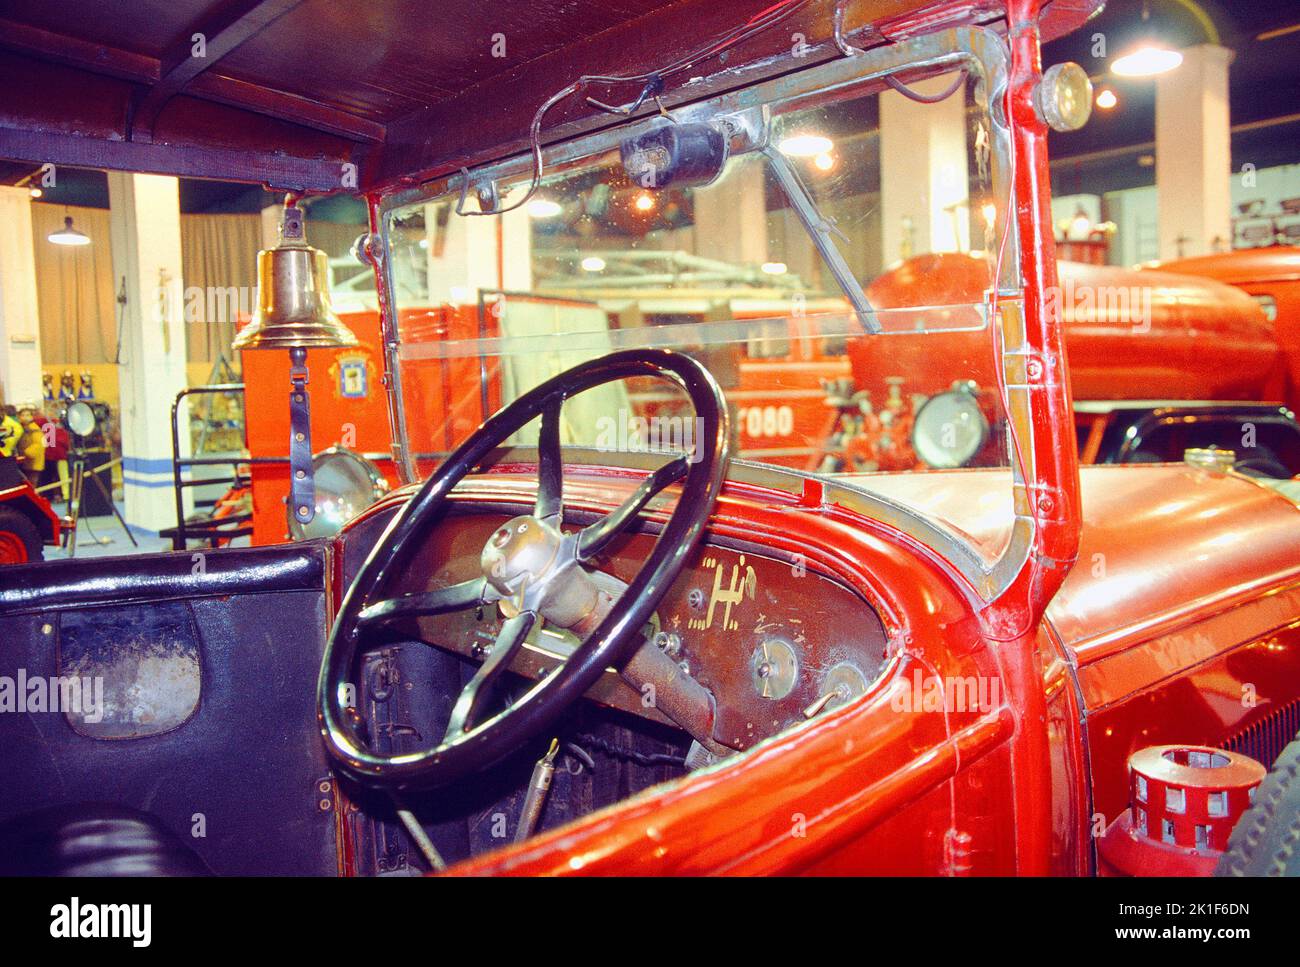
[481,515,561,599]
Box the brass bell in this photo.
[233,200,360,529]
[232,204,359,351]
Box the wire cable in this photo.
[457,0,813,216]
[573,733,688,769]
[833,0,966,102]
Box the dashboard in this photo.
[342,503,890,752]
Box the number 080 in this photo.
[739,405,794,439]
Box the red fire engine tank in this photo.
[848,253,1283,404]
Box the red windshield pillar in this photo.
[993,0,1084,875]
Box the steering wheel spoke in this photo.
[577,454,690,562]
[535,396,565,524]
[356,578,490,630]
[444,610,537,740]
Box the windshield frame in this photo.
[369,25,1032,605]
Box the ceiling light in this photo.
[527,199,562,218]
[1111,45,1183,77]
[1095,88,1118,109]
[634,193,655,212]
[47,215,90,246]
[760,262,788,275]
[28,187,42,198]
[580,256,606,272]
[778,134,833,158]
[813,152,835,171]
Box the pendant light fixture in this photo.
[48,214,91,246]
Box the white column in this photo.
[693,157,768,269]
[1156,44,1234,259]
[260,203,282,250]
[0,186,44,407]
[425,203,532,304]
[108,173,189,532]
[879,75,970,264]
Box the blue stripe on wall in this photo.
[122,455,175,475]
[123,475,176,489]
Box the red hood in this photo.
[843,463,1300,662]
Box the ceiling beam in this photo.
[0,123,347,192]
[186,74,384,142]
[0,18,157,83]
[131,0,307,140]
[0,15,382,143]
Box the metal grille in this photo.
[1223,698,1300,769]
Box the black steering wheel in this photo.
[318,349,728,791]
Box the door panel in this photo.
[0,544,337,875]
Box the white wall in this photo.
[1100,161,1300,267]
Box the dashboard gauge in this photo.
[751,638,799,701]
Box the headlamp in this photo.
[911,383,990,469]
[286,447,389,539]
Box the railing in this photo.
[163,383,404,550]
[163,383,262,550]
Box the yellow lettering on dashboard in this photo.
[689,555,758,632]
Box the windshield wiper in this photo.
[761,145,881,334]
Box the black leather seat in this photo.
[0,804,211,876]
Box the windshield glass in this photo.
[381,30,1020,586]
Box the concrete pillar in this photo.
[1156,44,1234,259]
[108,173,189,532]
[879,74,970,264]
[0,186,44,407]
[693,156,768,268]
[425,202,532,304]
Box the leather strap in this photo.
[288,346,316,525]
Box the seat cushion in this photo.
[0,803,211,876]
